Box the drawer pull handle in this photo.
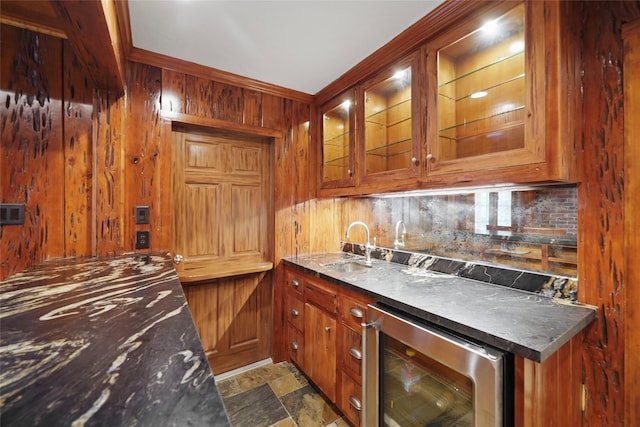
[291,308,299,316]
[290,341,298,350]
[349,347,362,360]
[291,279,300,288]
[349,395,362,411]
[349,307,364,318]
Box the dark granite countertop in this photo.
[282,252,596,363]
[0,253,230,427]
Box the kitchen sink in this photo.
[323,261,372,273]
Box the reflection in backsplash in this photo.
[354,185,577,276]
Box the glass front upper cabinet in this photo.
[320,90,355,188]
[360,54,420,182]
[426,3,538,176]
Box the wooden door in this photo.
[172,127,273,374]
[172,128,271,277]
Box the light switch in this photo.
[135,206,149,224]
[0,204,25,225]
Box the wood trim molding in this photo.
[179,262,274,283]
[622,17,640,427]
[160,111,285,139]
[128,46,314,104]
[113,2,312,104]
[314,0,496,105]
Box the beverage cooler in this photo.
[363,304,513,427]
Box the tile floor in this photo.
[217,361,349,427]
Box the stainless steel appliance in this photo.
[363,304,512,427]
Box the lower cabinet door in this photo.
[304,302,337,401]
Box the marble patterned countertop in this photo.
[0,253,230,426]
[282,251,597,363]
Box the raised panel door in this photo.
[304,302,337,401]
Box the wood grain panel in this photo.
[94,87,124,255]
[210,81,243,123]
[123,62,165,252]
[161,69,185,113]
[578,3,631,426]
[623,17,640,427]
[184,272,272,375]
[0,26,64,278]
[514,335,582,427]
[62,39,93,257]
[184,183,220,257]
[231,184,260,254]
[50,0,124,91]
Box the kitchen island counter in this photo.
[0,253,230,426]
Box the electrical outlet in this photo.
[136,231,150,249]
[135,206,149,224]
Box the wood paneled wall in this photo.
[3,2,640,424]
[578,2,640,426]
[1,23,321,280]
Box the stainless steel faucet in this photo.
[345,221,374,266]
[394,220,406,249]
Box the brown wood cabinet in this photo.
[318,54,422,197]
[422,1,577,186]
[284,268,338,402]
[317,1,578,197]
[283,265,374,426]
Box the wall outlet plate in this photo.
[0,203,25,225]
[135,206,149,224]
[136,230,150,249]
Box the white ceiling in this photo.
[128,1,444,95]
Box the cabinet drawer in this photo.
[341,326,363,378]
[339,294,370,330]
[287,326,304,366]
[305,280,337,314]
[339,371,362,427]
[286,294,304,331]
[285,269,304,296]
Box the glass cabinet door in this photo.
[361,54,419,181]
[426,3,539,176]
[320,90,355,188]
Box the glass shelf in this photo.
[366,138,412,156]
[439,51,524,91]
[323,131,351,146]
[439,106,525,136]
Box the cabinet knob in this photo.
[347,169,353,176]
[411,157,418,165]
[349,307,364,319]
[349,347,362,360]
[349,395,362,411]
[291,279,300,288]
[426,153,434,161]
[173,254,184,264]
[324,326,331,332]
[290,341,298,350]
[291,308,299,316]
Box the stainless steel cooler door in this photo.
[363,304,505,427]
